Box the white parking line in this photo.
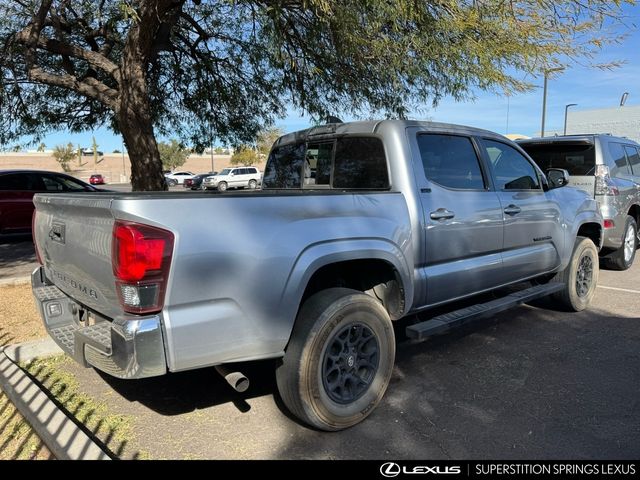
[597,285,640,294]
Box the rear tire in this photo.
[551,236,598,311]
[276,288,395,431]
[602,216,637,271]
[248,179,257,189]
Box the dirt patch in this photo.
[0,284,46,347]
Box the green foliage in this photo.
[0,0,634,190]
[214,146,224,154]
[36,142,45,152]
[257,127,284,156]
[158,139,189,170]
[230,146,260,166]
[113,149,121,153]
[52,143,75,172]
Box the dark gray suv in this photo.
[519,134,640,270]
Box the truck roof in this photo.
[517,134,639,146]
[274,119,510,147]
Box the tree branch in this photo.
[27,67,118,109]
[36,37,121,82]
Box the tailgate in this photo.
[33,193,121,320]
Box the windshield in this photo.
[218,169,232,175]
[520,142,596,176]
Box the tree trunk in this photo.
[119,118,166,191]
[118,11,168,192]
[117,61,165,191]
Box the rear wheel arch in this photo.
[298,258,407,321]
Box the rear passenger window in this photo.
[623,146,640,175]
[0,173,45,191]
[333,137,388,189]
[417,134,485,190]
[608,143,631,177]
[0,174,27,190]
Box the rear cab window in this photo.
[262,136,389,190]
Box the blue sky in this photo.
[29,4,640,152]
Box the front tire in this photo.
[603,215,637,271]
[276,288,395,431]
[217,181,228,192]
[551,236,599,311]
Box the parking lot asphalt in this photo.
[31,260,640,460]
[0,234,37,281]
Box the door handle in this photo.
[504,204,521,215]
[430,209,455,220]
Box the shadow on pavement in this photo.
[0,233,36,280]
[97,358,281,417]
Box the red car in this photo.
[89,174,106,185]
[0,170,98,234]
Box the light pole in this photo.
[563,103,577,136]
[214,123,216,173]
[121,140,126,180]
[541,67,564,137]
[620,92,629,107]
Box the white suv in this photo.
[203,167,261,191]
[164,171,195,185]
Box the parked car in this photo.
[184,174,211,190]
[518,134,640,270]
[89,174,106,185]
[164,171,195,185]
[203,167,261,191]
[0,170,99,234]
[31,120,602,431]
[81,148,104,156]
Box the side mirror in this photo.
[229,172,235,176]
[546,168,570,189]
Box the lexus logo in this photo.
[380,462,462,477]
[380,463,401,478]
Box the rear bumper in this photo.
[31,266,167,379]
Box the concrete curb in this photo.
[0,341,111,460]
[3,337,63,363]
[0,276,31,287]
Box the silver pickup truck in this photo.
[31,120,603,431]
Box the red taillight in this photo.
[32,209,43,265]
[112,221,174,314]
[604,219,615,229]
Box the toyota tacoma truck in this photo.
[31,120,603,431]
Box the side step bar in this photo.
[406,283,565,341]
